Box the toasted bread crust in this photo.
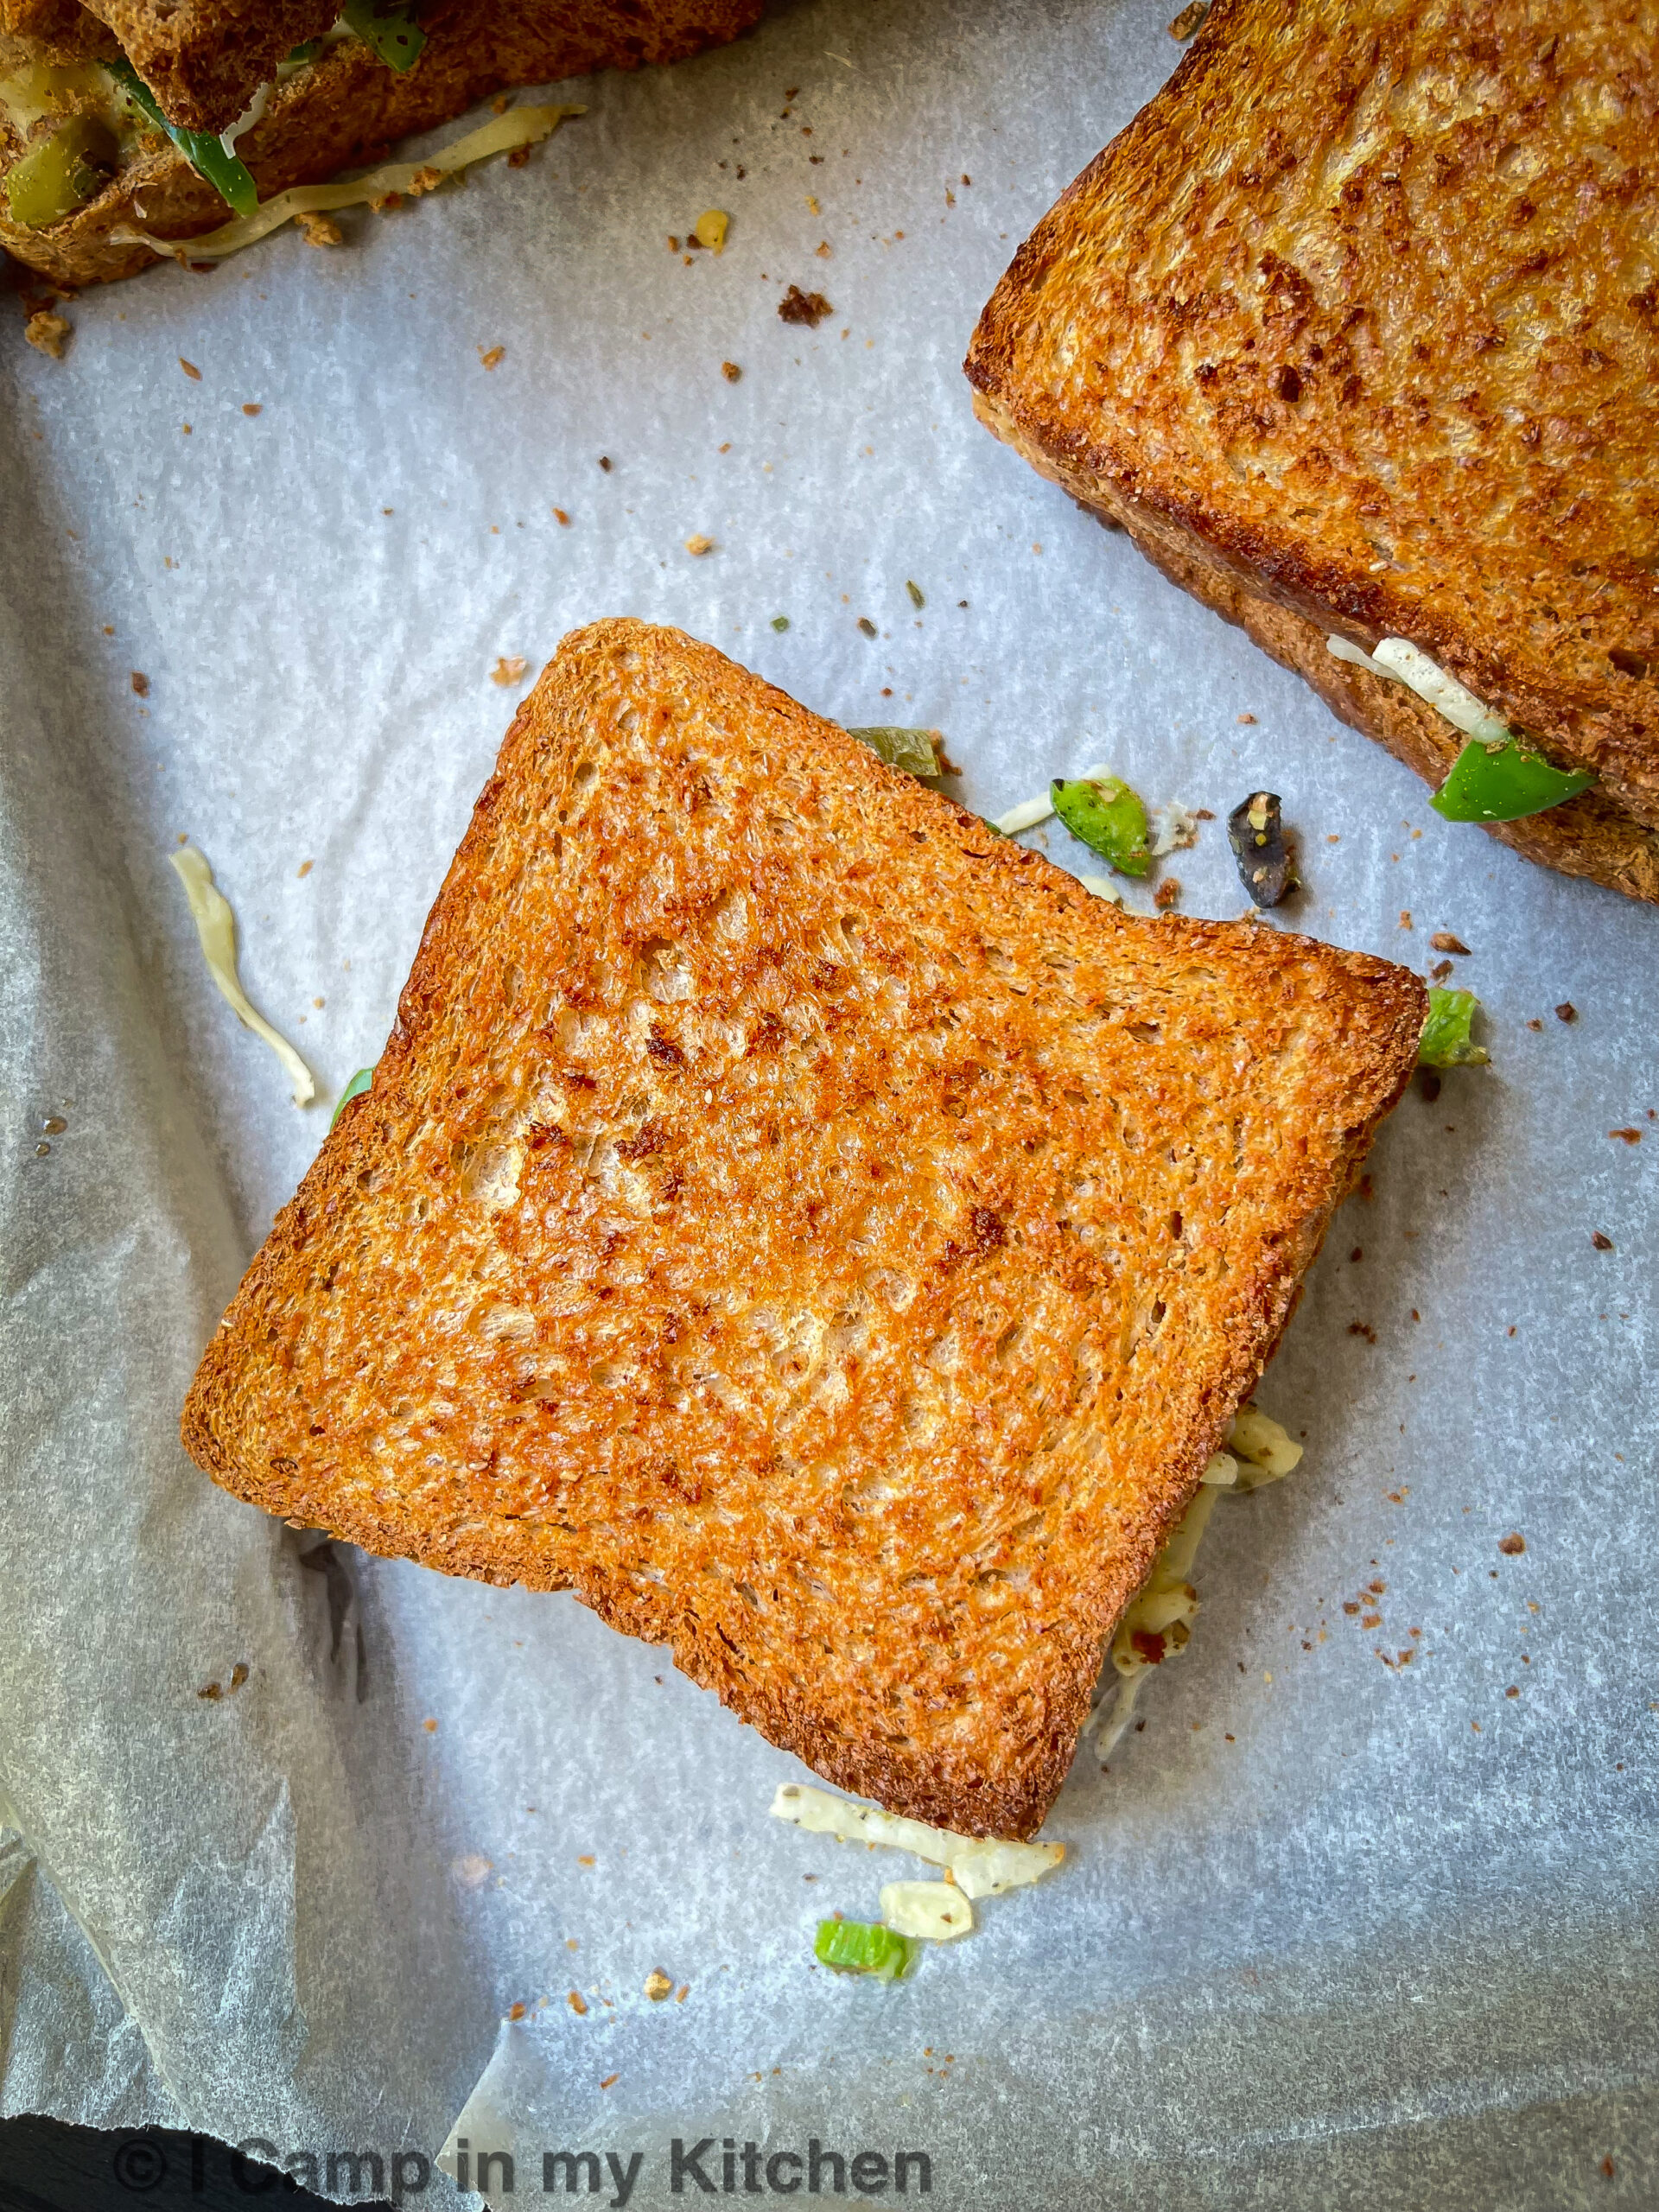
[966,0,1659,893]
[182,620,1424,1838]
[975,389,1659,906]
[1,0,766,287]
[76,0,339,131]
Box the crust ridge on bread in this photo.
[182,620,1425,1839]
[965,0,1659,902]
[2,0,766,286]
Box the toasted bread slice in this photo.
[1,0,765,287]
[181,620,1424,1839]
[966,0,1659,903]
[74,0,338,133]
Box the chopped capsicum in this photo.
[814,1918,918,1980]
[329,1067,374,1129]
[340,0,427,72]
[1419,987,1489,1068]
[3,114,117,228]
[1431,737,1595,823]
[1051,775,1150,877]
[848,727,941,776]
[108,59,258,217]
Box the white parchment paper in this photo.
[3,0,1656,2202]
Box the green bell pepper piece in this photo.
[3,114,116,228]
[1431,737,1594,823]
[814,1919,918,1980]
[848,727,941,777]
[108,59,258,218]
[340,0,427,72]
[1419,988,1488,1068]
[1051,775,1150,877]
[329,1067,374,1129]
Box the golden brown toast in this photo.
[74,0,338,132]
[181,620,1425,1840]
[966,0,1659,903]
[2,0,766,287]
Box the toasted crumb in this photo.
[406,165,444,198]
[507,145,531,168]
[600,2074,620,2090]
[1592,1230,1614,1251]
[677,1983,690,2001]
[1555,1001,1578,1022]
[198,1680,222,1700]
[369,190,403,213]
[684,534,715,556]
[422,1716,437,1732]
[1399,909,1412,929]
[130,671,149,696]
[508,2000,527,2019]
[25,310,72,358]
[491,655,529,685]
[479,345,505,370]
[857,616,877,638]
[694,209,729,253]
[1610,1127,1643,1144]
[493,92,512,114]
[721,360,742,381]
[1430,932,1471,954]
[598,455,612,471]
[1236,710,1256,724]
[242,402,262,416]
[180,357,202,381]
[1498,1531,1526,1555]
[553,507,570,525]
[296,212,342,247]
[1154,877,1182,909]
[1429,959,1452,982]
[1527,1018,1541,1030]
[644,1969,673,2001]
[815,239,832,258]
[779,284,832,327]
[568,1990,588,2015]
[297,860,314,878]
[1168,0,1210,35]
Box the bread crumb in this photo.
[479,345,505,370]
[369,190,403,213]
[241,401,262,416]
[198,1680,222,1700]
[180,357,201,380]
[1430,932,1471,954]
[644,1969,673,2001]
[677,1983,690,2001]
[1592,1230,1614,1251]
[600,2074,620,2090]
[296,212,341,247]
[1236,710,1256,724]
[507,144,531,168]
[130,671,149,696]
[815,239,832,257]
[577,1853,595,1866]
[568,1990,588,2013]
[553,507,570,525]
[1154,877,1182,909]
[779,284,832,327]
[406,165,444,198]
[1168,0,1210,35]
[493,92,512,113]
[492,655,529,685]
[721,359,741,381]
[508,2000,527,2019]
[1498,1531,1526,1555]
[684,534,715,556]
[423,1716,437,1732]
[1609,1127,1643,1144]
[1398,909,1412,929]
[25,310,72,358]
[1555,1001,1578,1022]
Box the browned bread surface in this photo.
[76,0,338,130]
[2,0,766,286]
[966,0,1659,893]
[182,620,1424,1839]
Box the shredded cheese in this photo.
[880,1879,975,1942]
[1326,634,1511,745]
[110,104,579,264]
[169,846,315,1106]
[768,1784,1063,1897]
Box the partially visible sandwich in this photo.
[965,0,1659,905]
[181,620,1424,1840]
[2,0,765,288]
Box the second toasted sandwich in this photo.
[966,0,1659,904]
